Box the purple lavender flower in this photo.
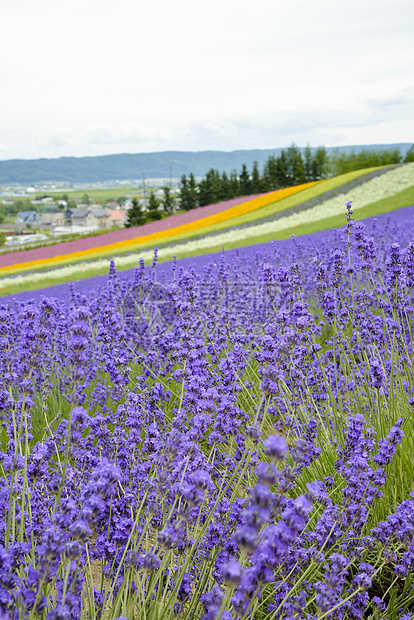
[263,435,288,462]
[221,559,243,586]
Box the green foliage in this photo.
[220,171,231,201]
[304,144,313,182]
[161,186,175,216]
[239,163,251,196]
[125,197,146,228]
[176,144,405,210]
[286,143,306,185]
[0,145,410,184]
[328,147,402,176]
[179,174,191,211]
[146,191,162,221]
[188,173,199,210]
[0,232,6,247]
[404,145,414,163]
[7,199,32,215]
[198,169,222,206]
[229,169,239,197]
[312,146,329,180]
[251,161,261,194]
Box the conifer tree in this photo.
[251,161,261,194]
[262,155,277,191]
[275,151,289,188]
[179,175,191,211]
[304,144,313,182]
[229,170,239,198]
[125,197,145,228]
[161,186,175,216]
[198,174,211,207]
[220,171,230,201]
[312,146,329,179]
[187,173,199,210]
[286,143,305,185]
[147,191,161,221]
[239,164,251,196]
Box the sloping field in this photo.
[2,166,392,275]
[0,166,389,276]
[0,182,320,274]
[1,163,413,295]
[0,194,265,268]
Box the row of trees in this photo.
[179,145,329,211]
[328,145,414,176]
[125,143,414,225]
[125,187,175,228]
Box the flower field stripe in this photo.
[181,165,400,235]
[0,182,319,275]
[160,163,414,255]
[3,195,414,296]
[1,169,413,295]
[0,194,267,269]
[0,167,379,274]
[0,166,394,277]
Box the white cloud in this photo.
[0,0,413,159]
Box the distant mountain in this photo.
[0,144,412,185]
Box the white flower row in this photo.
[1,163,413,292]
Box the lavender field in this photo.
[2,202,414,619]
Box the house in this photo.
[41,208,65,227]
[88,206,111,228]
[15,211,43,226]
[65,207,111,229]
[107,209,127,227]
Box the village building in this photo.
[107,209,127,227]
[65,207,111,229]
[15,211,43,226]
[41,208,65,227]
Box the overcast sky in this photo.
[1,0,413,160]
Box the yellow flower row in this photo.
[1,181,321,274]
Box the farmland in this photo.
[0,163,414,296]
[2,192,414,618]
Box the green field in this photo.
[40,185,147,201]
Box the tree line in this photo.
[328,145,414,176]
[125,143,414,227]
[179,144,329,211]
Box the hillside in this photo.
[2,163,414,296]
[0,143,412,184]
